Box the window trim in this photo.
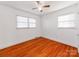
[16,15,36,29]
[57,13,76,29]
[28,17,36,28]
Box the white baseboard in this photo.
[78,48,79,53]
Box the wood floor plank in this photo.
[0,37,78,57]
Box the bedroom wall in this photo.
[0,5,41,49]
[0,2,79,52]
[42,3,79,48]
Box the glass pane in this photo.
[58,22,75,27]
[58,14,75,22]
[29,23,36,28]
[17,23,28,28]
[17,16,28,22]
[29,18,36,23]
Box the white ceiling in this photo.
[0,1,78,15]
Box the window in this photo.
[17,16,28,28]
[29,18,36,28]
[17,16,36,28]
[58,14,75,28]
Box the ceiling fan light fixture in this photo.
[39,7,42,10]
[33,1,50,12]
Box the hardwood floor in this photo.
[78,53,79,57]
[0,37,78,57]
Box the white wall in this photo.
[42,3,79,48]
[0,2,79,51]
[0,5,41,49]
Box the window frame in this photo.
[57,13,76,29]
[28,17,36,28]
[16,15,36,29]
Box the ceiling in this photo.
[0,1,78,15]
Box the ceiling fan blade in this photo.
[32,8,38,10]
[36,1,40,4]
[43,5,50,8]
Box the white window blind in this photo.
[29,18,36,28]
[58,14,75,28]
[17,16,36,28]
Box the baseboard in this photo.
[0,36,78,54]
[78,48,79,53]
[0,36,40,50]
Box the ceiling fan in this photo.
[32,1,50,12]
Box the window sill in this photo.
[57,27,76,29]
[16,27,36,29]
